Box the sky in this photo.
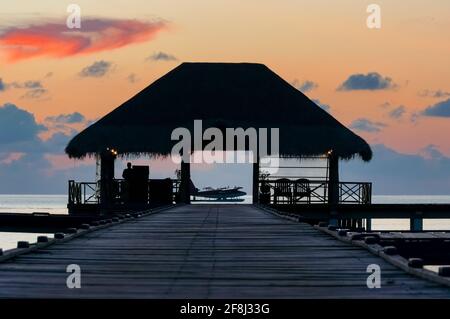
[0,0,450,195]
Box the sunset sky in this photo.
[1,0,449,194]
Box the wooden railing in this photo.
[68,179,180,205]
[258,179,372,205]
[68,180,98,205]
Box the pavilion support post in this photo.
[328,153,340,226]
[252,158,260,204]
[328,153,340,205]
[180,161,191,204]
[99,150,116,210]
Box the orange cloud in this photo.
[0,18,168,62]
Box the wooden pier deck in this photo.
[0,204,449,298]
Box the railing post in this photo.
[68,180,73,205]
[252,158,260,204]
[366,218,372,231]
[179,161,191,204]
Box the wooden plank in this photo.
[0,204,449,298]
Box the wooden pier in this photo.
[0,204,449,298]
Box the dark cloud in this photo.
[419,89,450,99]
[6,80,44,90]
[292,80,318,92]
[342,144,450,195]
[0,103,46,146]
[0,79,48,98]
[147,51,177,61]
[422,98,450,117]
[21,88,48,99]
[338,72,396,91]
[79,60,112,78]
[41,132,74,153]
[388,105,406,119]
[350,118,387,133]
[0,105,95,194]
[46,112,85,124]
[312,99,330,112]
[0,151,95,194]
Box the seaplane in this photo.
[190,180,246,202]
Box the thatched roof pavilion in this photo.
[65,62,372,205]
[66,62,372,161]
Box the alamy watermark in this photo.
[366,264,381,288]
[366,4,381,29]
[171,120,280,173]
[66,264,81,289]
[66,4,81,29]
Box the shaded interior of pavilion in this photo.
[67,148,372,215]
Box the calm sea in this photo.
[0,194,450,250]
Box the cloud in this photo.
[79,60,112,78]
[292,80,318,92]
[388,105,406,119]
[0,18,168,63]
[0,152,25,165]
[0,103,46,146]
[0,151,95,194]
[379,102,391,109]
[0,78,5,91]
[338,72,396,91]
[419,89,450,99]
[147,51,177,61]
[21,88,48,99]
[312,99,330,112]
[0,104,95,194]
[46,112,85,124]
[1,79,48,99]
[341,144,450,195]
[350,118,387,133]
[127,73,138,83]
[422,98,450,117]
[419,144,445,160]
[41,132,75,153]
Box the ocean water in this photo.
[0,194,68,215]
[0,194,450,250]
[0,195,65,250]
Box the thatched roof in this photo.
[66,62,372,161]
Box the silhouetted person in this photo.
[122,162,133,203]
[123,162,133,180]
